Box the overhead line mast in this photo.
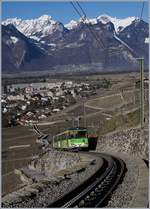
[137,58,145,128]
[134,1,146,128]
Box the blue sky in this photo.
[2,1,148,23]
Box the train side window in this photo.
[78,131,86,138]
[70,134,74,138]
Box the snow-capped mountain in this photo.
[65,14,137,33]
[2,15,66,42]
[2,14,148,74]
[96,14,137,32]
[3,14,137,41]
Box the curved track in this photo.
[48,152,126,208]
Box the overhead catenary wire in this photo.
[73,1,129,66]
[76,1,105,49]
[70,1,84,21]
[70,1,105,49]
[71,1,146,59]
[134,1,145,44]
[114,1,146,58]
[133,1,146,56]
[76,1,87,18]
[137,1,145,128]
[71,1,136,62]
[140,1,145,20]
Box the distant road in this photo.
[8,144,31,149]
[37,120,65,126]
[2,156,36,164]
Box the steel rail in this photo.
[62,155,115,207]
[95,157,125,207]
[48,153,126,208]
[48,153,112,207]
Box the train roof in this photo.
[54,127,87,137]
[68,127,87,131]
[55,127,97,137]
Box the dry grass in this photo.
[86,94,124,109]
[2,72,148,196]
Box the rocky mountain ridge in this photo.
[2,14,149,73]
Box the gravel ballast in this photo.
[2,152,102,208]
[104,151,139,208]
[96,126,148,208]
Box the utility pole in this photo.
[77,116,80,127]
[72,113,74,127]
[83,101,87,128]
[137,58,144,128]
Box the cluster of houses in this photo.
[2,81,98,127]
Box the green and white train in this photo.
[52,127,98,151]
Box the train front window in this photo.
[77,131,87,138]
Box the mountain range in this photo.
[2,14,149,74]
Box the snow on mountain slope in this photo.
[65,14,137,33]
[3,14,137,39]
[113,34,134,53]
[97,14,137,32]
[65,20,79,30]
[10,36,19,44]
[145,37,149,44]
[2,15,64,41]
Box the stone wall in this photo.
[97,126,148,159]
[28,150,81,177]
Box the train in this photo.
[52,127,98,151]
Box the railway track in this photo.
[48,152,126,208]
